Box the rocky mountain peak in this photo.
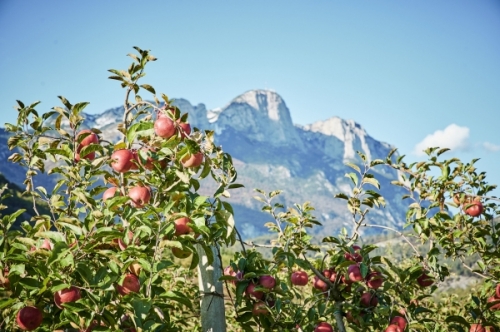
[213,89,304,149]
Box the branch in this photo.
[362,223,421,258]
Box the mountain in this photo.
[0,90,408,238]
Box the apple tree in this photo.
[221,151,499,332]
[0,47,239,331]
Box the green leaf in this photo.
[140,84,156,94]
[445,315,468,325]
[345,162,361,173]
[346,172,358,186]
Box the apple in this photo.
[128,262,142,276]
[174,217,193,236]
[366,271,384,289]
[16,306,43,331]
[417,272,434,287]
[487,296,500,310]
[259,275,276,290]
[128,185,151,208]
[54,286,81,308]
[115,231,135,250]
[252,301,269,315]
[463,199,483,217]
[181,152,204,168]
[75,151,96,162]
[313,276,328,292]
[102,186,120,201]
[470,324,486,332]
[154,116,176,138]
[390,316,407,331]
[178,121,191,138]
[129,149,139,170]
[314,322,334,332]
[385,324,402,332]
[224,266,243,285]
[77,129,99,147]
[347,264,363,282]
[111,149,135,173]
[40,238,53,250]
[138,147,167,170]
[344,245,362,262]
[245,283,264,300]
[291,271,308,286]
[172,247,192,259]
[496,284,500,298]
[345,311,361,326]
[0,267,9,289]
[116,273,140,295]
[360,292,378,307]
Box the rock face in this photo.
[0,89,408,238]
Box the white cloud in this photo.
[413,124,470,156]
[483,142,500,152]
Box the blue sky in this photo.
[1,0,499,196]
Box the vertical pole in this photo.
[197,244,227,332]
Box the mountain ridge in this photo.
[0,89,408,238]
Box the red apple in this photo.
[181,152,204,168]
[385,324,402,332]
[314,322,334,332]
[347,264,363,282]
[16,306,43,331]
[75,151,96,162]
[77,129,99,147]
[54,286,81,308]
[138,147,167,170]
[116,273,140,295]
[178,121,191,138]
[259,275,276,290]
[487,296,500,310]
[155,116,176,138]
[129,149,139,170]
[102,186,120,201]
[463,199,483,217]
[245,283,264,300]
[115,231,135,250]
[252,301,269,315]
[313,276,328,292]
[496,284,500,298]
[291,271,308,286]
[470,324,486,332]
[346,311,360,326]
[366,271,384,289]
[128,185,151,208]
[174,217,193,236]
[417,272,434,287]
[40,238,53,250]
[111,149,135,173]
[390,316,407,331]
[360,292,378,307]
[344,245,362,262]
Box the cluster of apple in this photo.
[453,193,484,217]
[224,266,277,315]
[289,245,417,331]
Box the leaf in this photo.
[140,84,156,94]
[362,177,380,189]
[345,162,361,173]
[36,231,66,243]
[345,172,358,186]
[445,315,468,325]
